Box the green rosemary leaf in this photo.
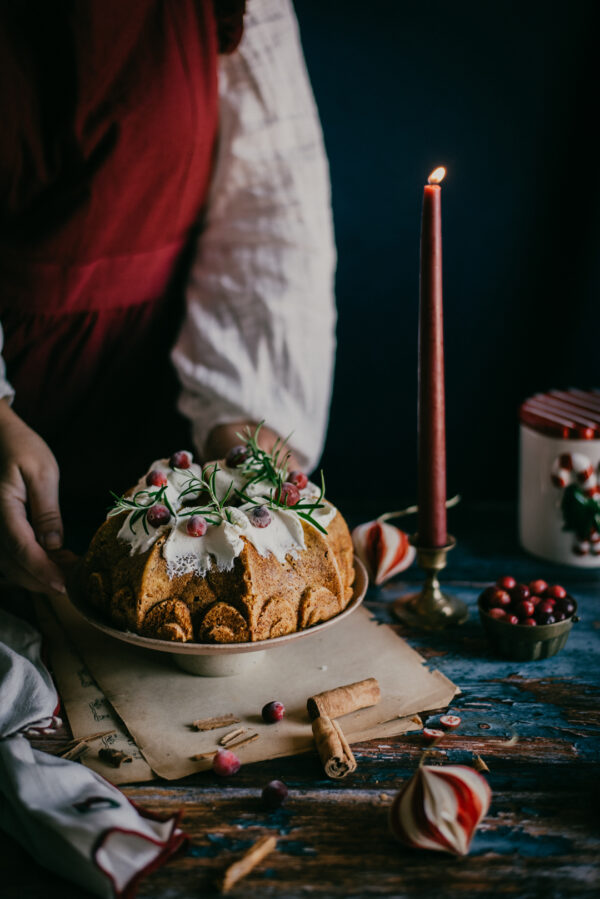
[295,511,328,535]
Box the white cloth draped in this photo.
[0,608,186,898]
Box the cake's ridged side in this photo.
[82,509,355,644]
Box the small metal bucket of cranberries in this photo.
[478,577,578,660]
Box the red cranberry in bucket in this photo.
[496,575,516,590]
[488,608,506,620]
[529,579,548,595]
[511,584,530,603]
[488,589,511,609]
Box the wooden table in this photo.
[3,504,600,898]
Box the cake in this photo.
[81,426,355,643]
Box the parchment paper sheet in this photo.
[42,597,458,781]
[35,597,154,784]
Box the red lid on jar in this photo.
[519,389,600,439]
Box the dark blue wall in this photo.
[294,0,600,512]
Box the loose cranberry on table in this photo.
[146,469,168,488]
[186,515,208,537]
[439,714,461,729]
[288,470,308,490]
[213,749,241,776]
[225,445,250,468]
[146,504,171,528]
[169,450,192,469]
[262,780,289,809]
[262,701,285,723]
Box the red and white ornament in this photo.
[389,764,491,856]
[352,519,415,585]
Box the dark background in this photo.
[293,0,599,513]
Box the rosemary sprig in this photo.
[108,484,174,535]
[233,421,293,487]
[176,463,235,525]
[235,470,329,535]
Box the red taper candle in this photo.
[417,166,448,547]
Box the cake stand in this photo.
[68,557,368,676]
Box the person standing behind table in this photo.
[0,0,336,597]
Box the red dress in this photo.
[0,1,244,529]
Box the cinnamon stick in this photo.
[307,677,381,720]
[311,714,357,779]
[191,714,240,732]
[219,835,277,893]
[98,748,132,768]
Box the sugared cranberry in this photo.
[529,579,548,595]
[288,470,309,490]
[522,618,537,626]
[262,700,285,723]
[497,575,516,590]
[212,749,241,776]
[538,600,555,616]
[249,506,272,528]
[537,612,556,625]
[146,504,171,528]
[488,589,512,609]
[511,584,531,603]
[505,614,519,625]
[262,780,289,810]
[146,469,168,488]
[546,584,567,600]
[169,450,192,470]
[275,482,300,507]
[186,515,207,537]
[225,445,250,468]
[515,600,535,619]
[488,608,506,620]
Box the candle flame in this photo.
[428,166,446,185]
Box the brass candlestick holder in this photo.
[392,535,468,629]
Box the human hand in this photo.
[0,399,66,595]
[205,421,302,473]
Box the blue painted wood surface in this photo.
[3,503,599,898]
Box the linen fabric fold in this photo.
[0,608,186,898]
